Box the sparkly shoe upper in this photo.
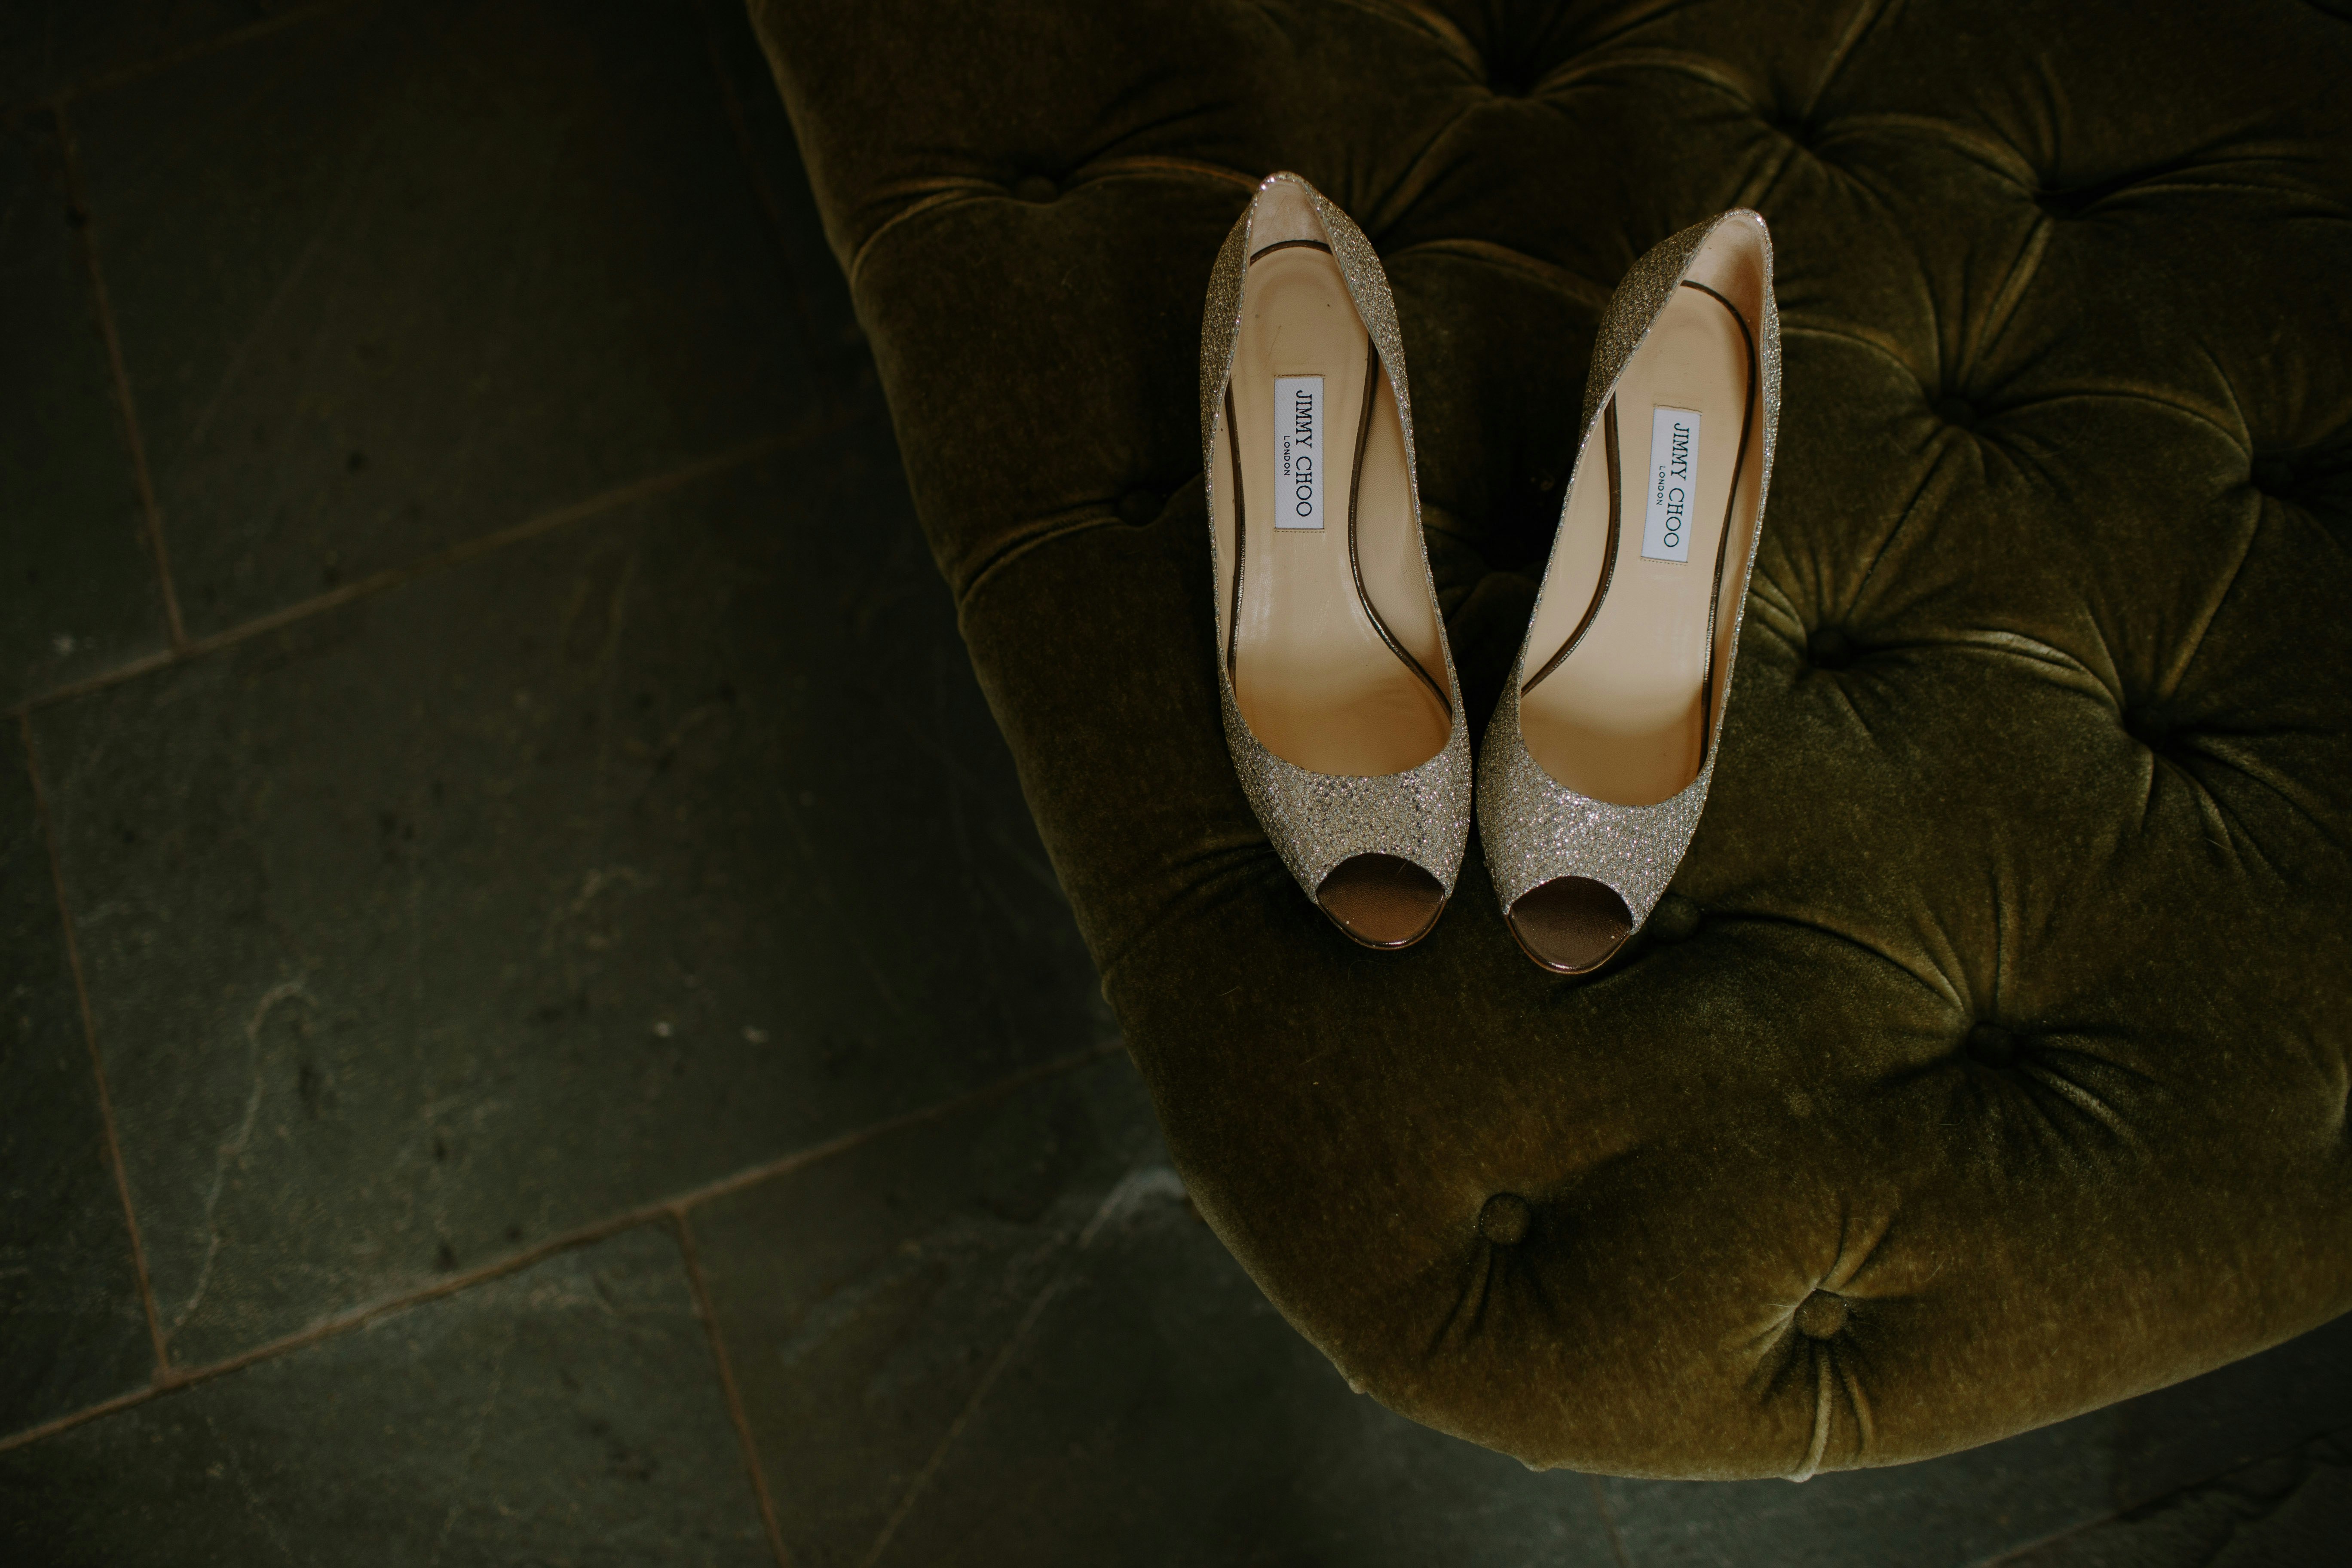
[1479,211,1782,927]
[1200,174,1473,902]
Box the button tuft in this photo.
[1485,61,1545,97]
[1648,892,1701,943]
[2122,702,2192,762]
[1795,1291,1850,1339]
[1806,626,1854,671]
[2036,171,2136,220]
[1479,1192,1532,1246]
[1966,1023,2018,1068]
[1011,175,1059,204]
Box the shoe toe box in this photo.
[1507,876,1633,974]
[1315,854,1446,949]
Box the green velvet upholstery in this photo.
[747,0,2352,1479]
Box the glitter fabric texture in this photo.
[1200,174,1473,902]
[1479,211,1782,927]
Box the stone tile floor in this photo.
[1,2,2345,1563]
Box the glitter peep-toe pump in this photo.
[1479,211,1779,974]
[1200,173,1471,949]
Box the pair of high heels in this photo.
[1202,174,1776,974]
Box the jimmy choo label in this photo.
[1273,375,1325,530]
[1641,405,1702,564]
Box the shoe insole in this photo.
[1212,198,1449,778]
[1519,277,1759,806]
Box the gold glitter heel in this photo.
[1200,173,1471,949]
[1479,211,1779,974]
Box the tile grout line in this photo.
[861,1263,1067,1568]
[1977,1501,2137,1566]
[8,401,871,721]
[1931,1419,2352,1568]
[0,1038,1125,1455]
[681,1039,1124,1213]
[0,1202,673,1456]
[16,710,172,1378]
[671,1208,794,1568]
[1587,1471,1634,1568]
[858,1156,1141,1567]
[53,101,187,651]
[5,0,370,118]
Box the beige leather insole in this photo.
[1519,282,1756,805]
[1213,225,1449,778]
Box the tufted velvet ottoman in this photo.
[748,0,2352,1478]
